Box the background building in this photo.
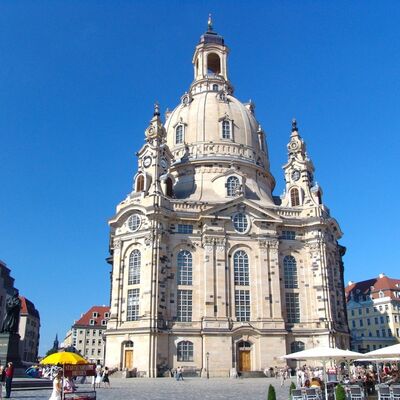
[346,273,400,353]
[70,306,110,364]
[105,22,350,377]
[18,296,40,362]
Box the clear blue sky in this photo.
[1,1,399,355]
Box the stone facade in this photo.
[104,21,350,377]
[346,274,400,352]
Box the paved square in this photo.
[14,377,296,400]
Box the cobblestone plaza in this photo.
[16,377,295,400]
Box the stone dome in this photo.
[160,26,275,204]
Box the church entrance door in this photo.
[239,350,251,371]
[124,349,133,369]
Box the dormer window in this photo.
[226,176,240,197]
[175,125,184,144]
[92,312,99,318]
[89,319,95,325]
[379,290,384,298]
[290,188,300,206]
[222,120,231,139]
[101,320,107,326]
[104,312,109,318]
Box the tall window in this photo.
[286,292,300,323]
[234,250,249,286]
[128,250,141,285]
[136,175,144,192]
[283,255,298,289]
[176,125,184,144]
[166,177,173,197]
[235,289,250,321]
[177,341,194,361]
[290,341,305,353]
[290,188,300,206]
[226,176,240,197]
[127,289,140,321]
[177,250,192,285]
[177,290,192,322]
[222,120,231,139]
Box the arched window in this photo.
[176,125,184,144]
[136,175,144,192]
[177,250,192,285]
[177,341,193,361]
[207,53,221,75]
[226,176,240,197]
[212,84,219,91]
[166,177,173,197]
[128,249,141,285]
[290,188,300,206]
[290,341,305,353]
[283,255,298,289]
[222,120,231,139]
[234,250,249,286]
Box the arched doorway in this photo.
[123,340,134,370]
[237,340,252,372]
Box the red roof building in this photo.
[64,306,110,364]
[346,273,400,353]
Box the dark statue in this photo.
[0,292,21,333]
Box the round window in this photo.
[232,213,249,233]
[128,214,141,232]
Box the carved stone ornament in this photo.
[216,238,226,253]
[113,239,122,249]
[144,233,153,246]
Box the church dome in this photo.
[162,23,275,203]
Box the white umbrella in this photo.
[283,347,363,400]
[360,343,400,359]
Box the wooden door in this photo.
[124,349,133,369]
[239,350,251,371]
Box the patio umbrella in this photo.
[360,343,400,359]
[283,347,363,400]
[40,351,89,400]
[40,351,89,365]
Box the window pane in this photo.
[286,293,300,323]
[177,251,192,285]
[177,290,192,322]
[177,341,194,361]
[283,256,298,289]
[176,125,183,144]
[235,289,250,321]
[227,176,240,197]
[127,289,140,321]
[234,250,249,286]
[128,250,141,285]
[222,120,231,139]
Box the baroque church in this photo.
[104,20,350,377]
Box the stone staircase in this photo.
[239,371,267,378]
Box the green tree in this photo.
[335,384,346,400]
[268,384,277,400]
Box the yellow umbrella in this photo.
[40,351,89,365]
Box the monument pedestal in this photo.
[0,333,21,366]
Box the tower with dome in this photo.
[104,20,350,377]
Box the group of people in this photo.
[92,364,110,388]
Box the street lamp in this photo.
[206,352,210,379]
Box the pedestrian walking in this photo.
[102,367,110,388]
[4,362,14,398]
[176,366,184,381]
[49,370,62,400]
[0,363,4,400]
[95,363,102,388]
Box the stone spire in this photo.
[145,102,166,143]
